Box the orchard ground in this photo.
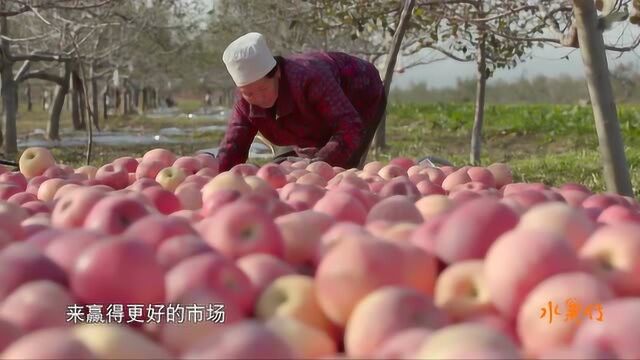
[11,99,640,197]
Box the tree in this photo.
[0,0,205,158]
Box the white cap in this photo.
[222,32,277,87]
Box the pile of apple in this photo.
[0,146,638,359]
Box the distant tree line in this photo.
[390,62,640,104]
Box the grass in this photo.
[6,99,640,196]
[374,102,640,196]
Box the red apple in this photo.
[0,280,75,332]
[155,234,213,270]
[141,186,182,214]
[165,253,254,314]
[123,214,197,251]
[95,164,129,190]
[83,195,152,235]
[51,188,106,229]
[197,200,284,259]
[71,237,165,306]
[435,197,520,263]
[0,243,67,302]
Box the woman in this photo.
[214,32,386,172]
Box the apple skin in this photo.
[82,195,153,235]
[19,147,57,179]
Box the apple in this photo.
[297,172,328,187]
[123,214,197,251]
[0,202,28,240]
[389,157,415,171]
[201,189,242,217]
[18,147,56,179]
[183,320,294,359]
[154,166,186,192]
[374,328,433,359]
[71,237,165,306]
[596,204,640,224]
[142,148,176,167]
[0,184,21,201]
[165,253,254,314]
[36,178,68,202]
[265,316,337,358]
[0,280,75,332]
[94,164,129,190]
[502,182,548,197]
[197,200,284,259]
[466,167,496,188]
[434,197,520,263]
[378,164,407,180]
[257,163,288,189]
[51,187,106,229]
[366,195,423,224]
[173,155,202,175]
[256,275,338,339]
[156,234,213,270]
[315,237,406,326]
[173,181,202,211]
[517,272,614,356]
[25,175,49,195]
[484,229,583,320]
[413,323,520,359]
[572,298,640,359]
[230,163,260,177]
[72,323,171,359]
[83,195,152,235]
[313,190,368,225]
[158,287,243,355]
[537,345,616,360]
[378,177,421,200]
[275,210,335,266]
[44,230,102,274]
[0,243,67,302]
[579,223,640,296]
[517,201,595,250]
[236,253,297,297]
[441,168,472,192]
[141,186,183,214]
[41,165,69,179]
[345,286,449,357]
[306,161,335,181]
[52,183,81,202]
[135,159,165,180]
[75,165,98,180]
[435,260,493,320]
[414,194,454,221]
[363,161,385,175]
[1,328,96,359]
[244,175,278,198]
[201,171,252,199]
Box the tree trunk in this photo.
[1,66,18,158]
[123,88,130,115]
[79,84,87,130]
[573,0,634,196]
[47,63,71,141]
[153,88,158,108]
[71,71,83,130]
[91,69,99,131]
[26,83,32,112]
[0,13,17,158]
[102,84,109,122]
[133,87,140,112]
[115,87,121,115]
[367,0,415,165]
[470,34,488,165]
[142,87,148,112]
